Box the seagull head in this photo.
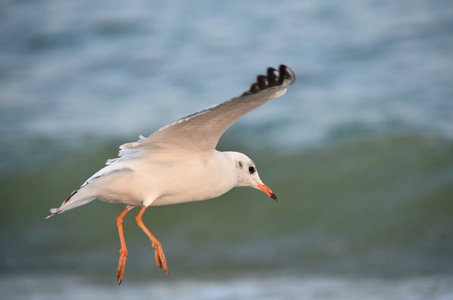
[229,152,278,201]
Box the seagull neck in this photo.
[221,151,246,187]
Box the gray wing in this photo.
[120,65,296,154]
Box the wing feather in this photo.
[120,65,295,154]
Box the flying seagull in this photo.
[47,65,296,284]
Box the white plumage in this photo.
[46,65,295,283]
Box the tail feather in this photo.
[45,208,59,219]
[46,186,97,219]
[46,166,131,219]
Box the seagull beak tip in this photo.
[257,183,278,202]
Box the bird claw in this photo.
[116,248,128,284]
[153,241,168,275]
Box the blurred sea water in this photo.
[1,0,453,299]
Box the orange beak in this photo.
[257,183,278,201]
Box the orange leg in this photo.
[135,207,169,275]
[116,205,134,284]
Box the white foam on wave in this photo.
[2,272,453,300]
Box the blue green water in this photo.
[1,0,453,299]
[2,135,453,298]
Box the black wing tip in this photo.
[278,65,296,85]
[242,65,295,96]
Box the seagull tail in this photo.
[46,186,96,219]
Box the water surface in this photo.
[1,0,453,299]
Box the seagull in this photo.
[47,65,295,284]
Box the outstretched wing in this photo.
[120,65,295,154]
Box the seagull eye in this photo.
[249,166,255,174]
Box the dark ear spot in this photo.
[238,161,243,168]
